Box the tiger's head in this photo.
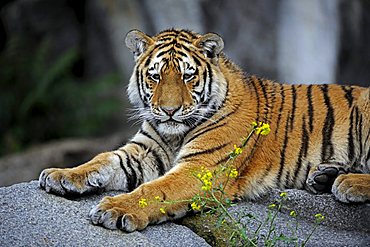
[125,29,227,135]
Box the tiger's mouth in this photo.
[156,118,191,135]
[161,118,183,124]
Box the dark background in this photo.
[1,0,369,186]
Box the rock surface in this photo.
[182,190,370,246]
[0,181,209,247]
[1,181,370,247]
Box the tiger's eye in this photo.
[151,74,160,81]
[183,74,194,81]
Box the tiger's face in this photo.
[125,29,227,135]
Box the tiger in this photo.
[39,29,370,232]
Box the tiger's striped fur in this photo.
[39,29,370,232]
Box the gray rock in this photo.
[1,181,370,247]
[0,181,210,247]
[180,189,370,246]
[233,189,370,246]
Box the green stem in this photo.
[209,191,257,247]
[301,223,319,247]
[265,202,281,243]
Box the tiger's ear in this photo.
[125,30,154,60]
[195,33,224,62]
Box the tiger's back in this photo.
[229,76,369,198]
[39,29,370,232]
[180,57,370,199]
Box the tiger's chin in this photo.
[156,121,190,136]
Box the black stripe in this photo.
[147,122,169,148]
[270,82,278,119]
[125,142,145,185]
[320,85,335,162]
[284,171,291,188]
[215,155,232,167]
[206,63,213,99]
[119,150,137,191]
[364,130,370,160]
[274,84,285,137]
[255,163,273,186]
[177,50,188,57]
[186,122,227,144]
[144,53,152,67]
[290,85,297,132]
[139,128,171,164]
[130,154,143,187]
[277,112,291,187]
[154,40,177,51]
[157,37,173,42]
[156,48,173,58]
[179,142,230,161]
[129,141,148,150]
[129,140,166,176]
[347,107,355,163]
[113,153,133,191]
[307,85,314,133]
[150,148,166,176]
[201,69,207,102]
[341,85,354,107]
[358,113,363,158]
[186,105,240,144]
[304,162,312,187]
[365,129,370,145]
[135,69,144,106]
[291,116,309,187]
[138,69,149,107]
[181,29,198,39]
[181,45,207,63]
[158,29,179,36]
[188,79,230,133]
[257,78,269,122]
[193,56,201,66]
[366,149,370,162]
[250,77,260,122]
[178,37,191,43]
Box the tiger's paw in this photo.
[39,167,110,196]
[306,164,347,194]
[332,174,370,203]
[89,195,149,232]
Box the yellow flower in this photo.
[252,121,258,127]
[191,202,201,211]
[290,210,297,217]
[201,180,212,191]
[233,144,243,155]
[268,203,276,209]
[314,213,325,221]
[280,192,288,198]
[154,196,161,201]
[256,123,271,135]
[138,198,148,208]
[228,168,238,178]
[203,171,213,180]
[159,207,166,214]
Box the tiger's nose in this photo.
[161,106,180,116]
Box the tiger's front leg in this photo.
[39,152,122,196]
[39,124,173,196]
[89,163,238,232]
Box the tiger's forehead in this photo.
[154,29,199,43]
[145,30,202,72]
